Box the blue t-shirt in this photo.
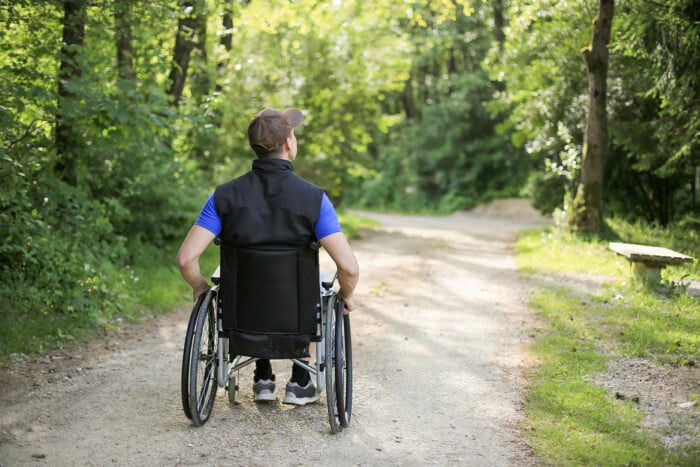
[195,192,342,240]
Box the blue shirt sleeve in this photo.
[315,193,343,240]
[194,194,221,236]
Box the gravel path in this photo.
[0,201,550,466]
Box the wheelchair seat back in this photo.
[218,244,321,359]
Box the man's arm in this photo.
[176,225,216,301]
[319,232,359,312]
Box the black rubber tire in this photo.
[188,291,219,426]
[325,294,342,434]
[181,294,206,420]
[337,309,352,428]
[334,301,352,428]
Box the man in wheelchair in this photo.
[176,107,359,406]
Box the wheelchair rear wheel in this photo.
[325,295,353,433]
[182,290,219,426]
[181,294,206,420]
[338,310,352,427]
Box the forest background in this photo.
[1,0,698,351]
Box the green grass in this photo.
[0,244,189,359]
[0,301,104,357]
[517,219,700,465]
[605,217,700,277]
[0,211,375,362]
[517,217,699,283]
[338,209,380,237]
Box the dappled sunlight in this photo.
[337,210,534,462]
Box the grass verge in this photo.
[517,220,699,465]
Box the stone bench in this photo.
[608,242,694,283]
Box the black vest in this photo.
[213,158,323,249]
[214,158,323,357]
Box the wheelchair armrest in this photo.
[321,270,337,290]
[212,265,220,285]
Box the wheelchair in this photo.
[180,242,352,434]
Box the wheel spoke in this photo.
[197,362,215,410]
[188,291,219,426]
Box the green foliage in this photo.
[604,0,700,224]
[0,1,203,344]
[352,72,529,212]
[2,0,698,365]
[347,1,530,213]
[216,0,411,202]
[612,0,700,175]
[523,170,568,215]
[484,0,590,171]
[487,0,699,225]
[1,239,183,358]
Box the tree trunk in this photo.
[570,0,614,233]
[215,0,234,93]
[691,165,700,209]
[55,0,86,186]
[491,0,506,92]
[115,0,136,81]
[220,0,234,52]
[188,2,210,101]
[493,0,505,49]
[401,71,419,120]
[167,0,200,107]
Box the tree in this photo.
[114,0,135,82]
[348,0,530,212]
[487,0,695,224]
[55,0,87,185]
[8,0,696,327]
[210,0,412,200]
[484,0,592,212]
[167,0,206,107]
[492,0,505,48]
[570,0,614,233]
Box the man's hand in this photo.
[193,284,211,302]
[341,294,356,314]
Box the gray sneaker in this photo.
[282,380,320,406]
[253,377,276,402]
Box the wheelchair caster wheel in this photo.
[227,377,238,404]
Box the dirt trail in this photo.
[0,200,550,466]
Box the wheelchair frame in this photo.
[181,268,352,434]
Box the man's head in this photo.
[247,108,304,158]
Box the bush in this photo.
[524,171,568,215]
[0,173,128,312]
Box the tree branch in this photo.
[4,119,53,149]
